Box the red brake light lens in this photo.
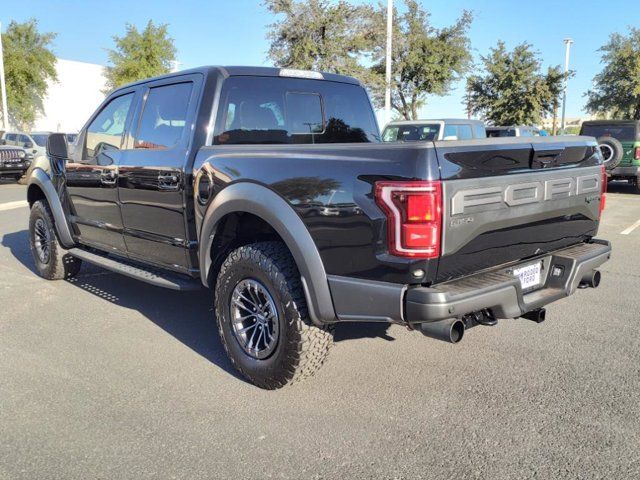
[635,147,640,161]
[600,164,607,217]
[375,181,442,258]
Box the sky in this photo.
[1,0,638,120]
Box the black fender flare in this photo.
[28,168,75,248]
[199,182,337,325]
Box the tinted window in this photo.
[214,76,379,144]
[519,128,534,137]
[287,93,323,134]
[31,134,49,146]
[580,124,636,141]
[457,124,473,140]
[486,128,516,138]
[135,82,193,149]
[382,124,440,142]
[18,134,31,145]
[86,93,134,159]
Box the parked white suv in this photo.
[1,131,50,158]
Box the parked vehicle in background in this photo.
[486,126,548,137]
[1,131,50,159]
[579,120,640,188]
[382,119,486,142]
[0,145,31,181]
[64,133,79,155]
[26,66,610,389]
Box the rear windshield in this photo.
[214,76,379,144]
[382,124,440,142]
[486,128,516,137]
[580,124,637,141]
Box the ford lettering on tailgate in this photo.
[451,173,601,216]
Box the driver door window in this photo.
[85,93,134,161]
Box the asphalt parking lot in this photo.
[1,180,639,479]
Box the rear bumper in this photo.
[405,240,611,323]
[610,166,640,177]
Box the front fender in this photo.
[199,182,337,325]
[28,168,75,248]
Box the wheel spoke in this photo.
[236,322,257,336]
[229,278,280,359]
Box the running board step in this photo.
[67,248,201,291]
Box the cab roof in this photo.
[113,66,362,92]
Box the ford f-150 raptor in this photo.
[26,66,611,389]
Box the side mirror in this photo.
[443,135,459,141]
[0,139,6,145]
[24,141,34,149]
[47,133,69,160]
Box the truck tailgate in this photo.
[434,136,604,283]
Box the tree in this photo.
[264,0,376,80]
[370,1,473,120]
[105,20,176,92]
[1,19,57,130]
[586,27,640,119]
[466,42,566,126]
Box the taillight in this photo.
[375,181,442,258]
[599,164,607,217]
[635,147,640,160]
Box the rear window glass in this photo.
[486,128,516,137]
[580,124,637,141]
[214,76,379,144]
[382,124,440,142]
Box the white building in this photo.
[32,58,107,133]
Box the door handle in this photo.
[100,169,117,185]
[158,173,180,191]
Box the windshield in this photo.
[382,124,440,142]
[31,134,49,147]
[580,124,637,141]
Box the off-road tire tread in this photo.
[214,241,334,389]
[29,200,81,280]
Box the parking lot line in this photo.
[0,200,28,212]
[621,219,640,235]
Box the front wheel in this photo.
[214,241,334,389]
[29,200,82,280]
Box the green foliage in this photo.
[466,41,566,125]
[2,19,57,130]
[586,27,640,120]
[370,1,473,120]
[105,20,177,92]
[564,125,580,135]
[264,0,376,80]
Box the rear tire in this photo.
[214,241,334,389]
[29,200,81,280]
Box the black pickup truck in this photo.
[26,67,611,389]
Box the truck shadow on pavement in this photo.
[2,229,395,380]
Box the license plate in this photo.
[513,262,542,290]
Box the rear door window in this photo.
[214,76,379,144]
[135,82,193,150]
